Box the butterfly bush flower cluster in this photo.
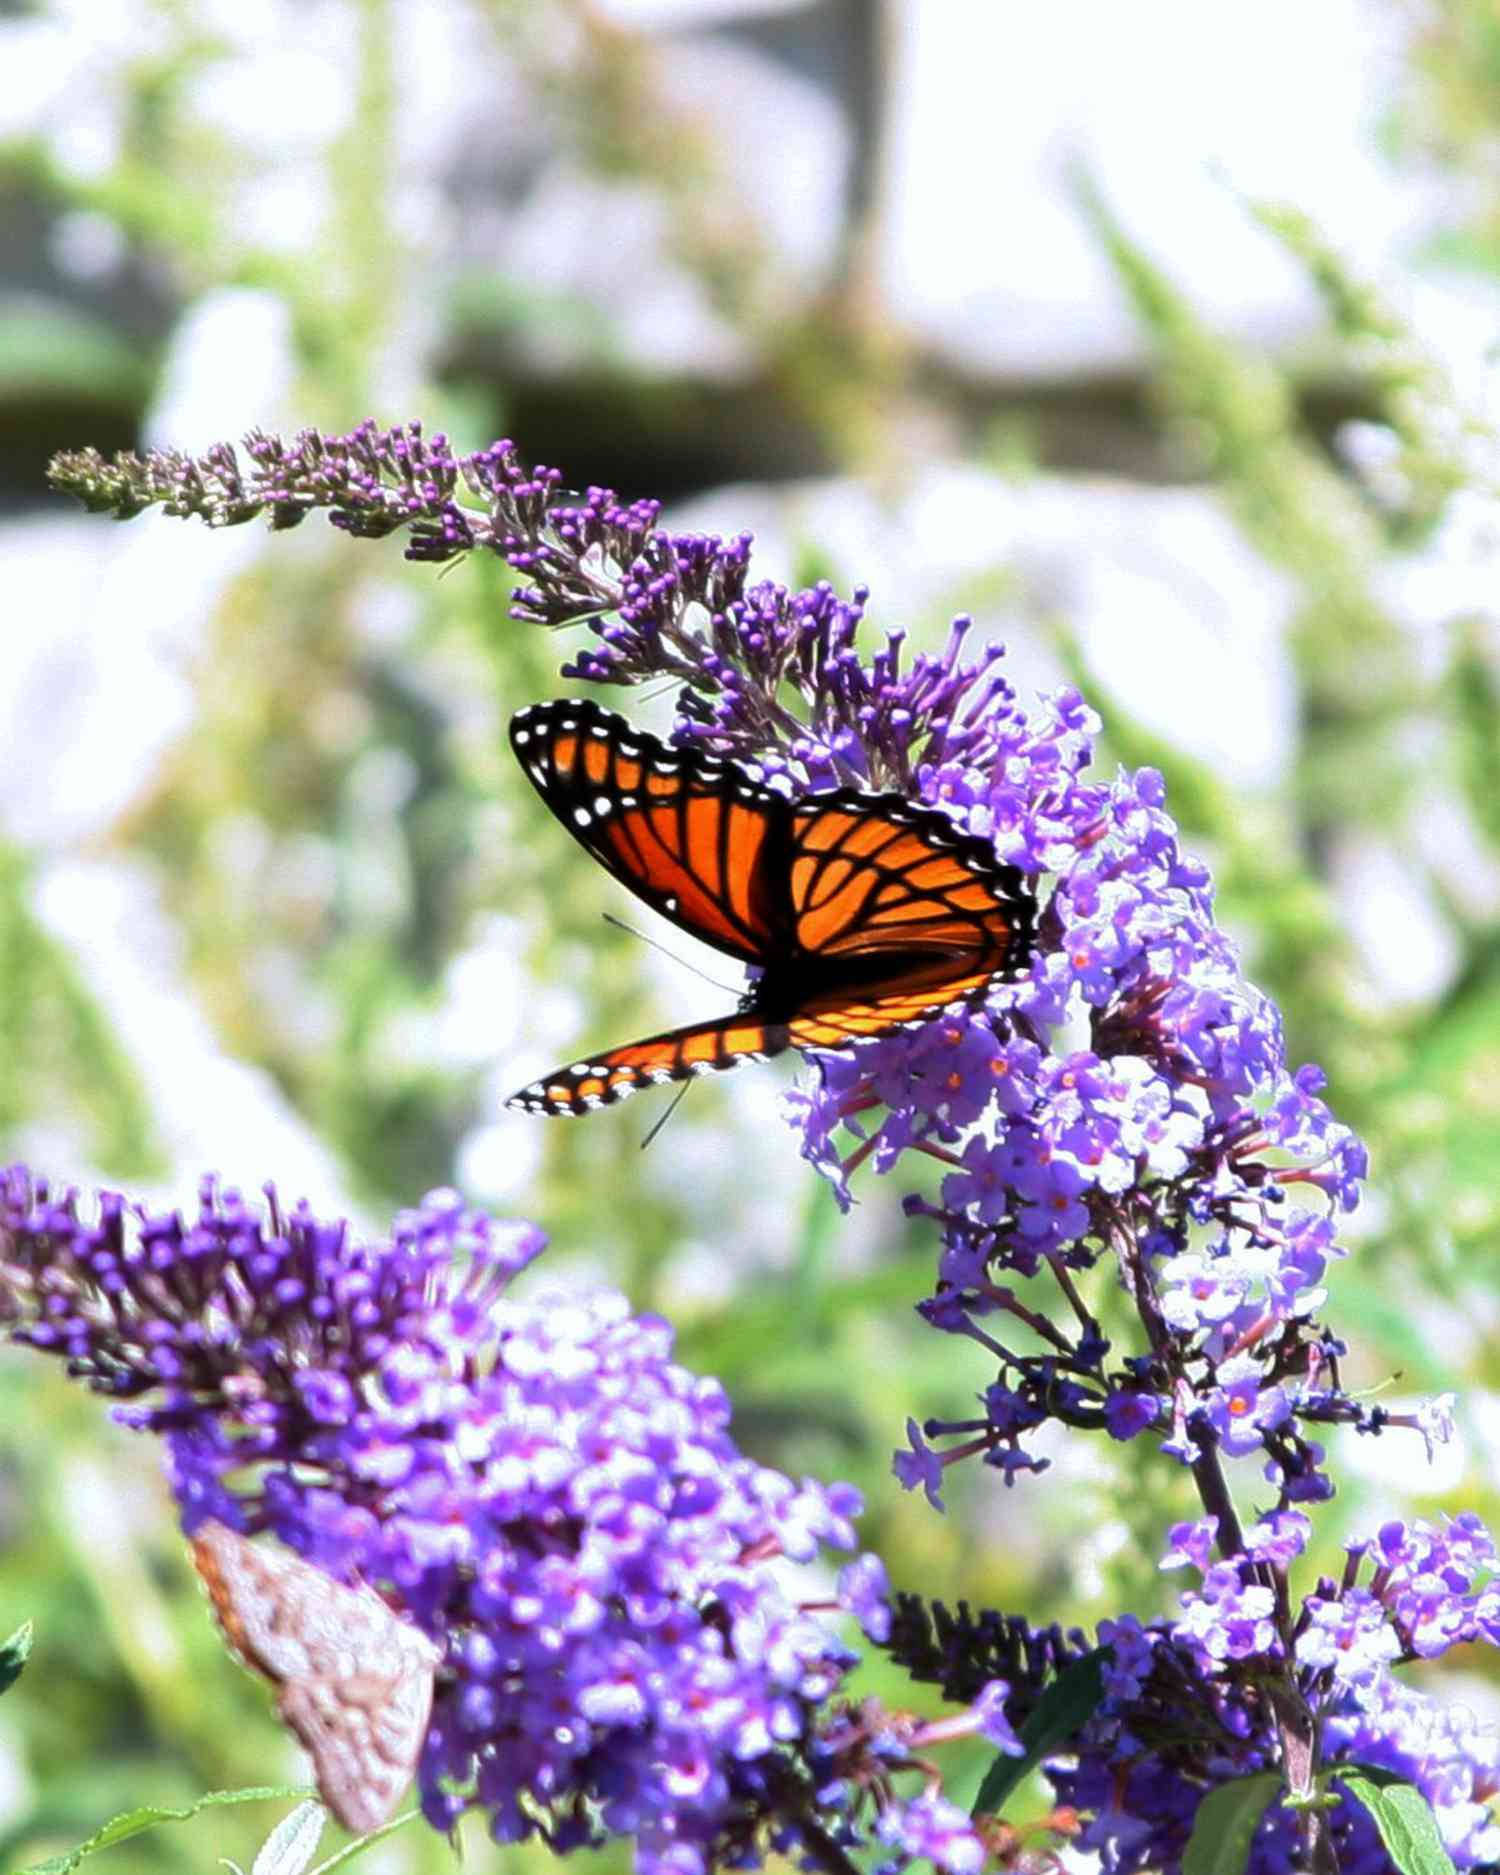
[888,1506,1500,1873]
[46,425,1500,1872]
[0,1167,1019,1874]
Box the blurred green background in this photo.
[2,0,1499,1869]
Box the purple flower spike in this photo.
[0,1167,978,1871]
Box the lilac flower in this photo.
[1242,1510,1311,1568]
[48,437,1379,1509]
[1159,1518,1220,1574]
[971,1681,1023,1755]
[1096,1615,1158,1703]
[1322,1677,1500,1869]
[1296,1587,1402,1682]
[1416,1392,1458,1460]
[1103,1387,1161,1440]
[939,1135,1016,1229]
[1173,1562,1279,1663]
[892,1419,947,1512]
[876,1793,985,1875]
[892,1501,1500,1874]
[0,1167,974,1873]
[1203,1358,1292,1458]
[837,1555,893,1644]
[1367,1513,1500,1657]
[1158,1242,1255,1334]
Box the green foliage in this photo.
[1076,171,1410,779]
[1246,196,1470,537]
[242,1801,325,1875]
[0,299,153,407]
[16,1786,311,1875]
[1180,1774,1283,1875]
[1339,1768,1460,1875]
[972,1647,1109,1819]
[0,1621,34,1697]
[1082,175,1500,1318]
[0,842,159,1177]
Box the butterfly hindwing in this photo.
[786,957,1008,1052]
[509,1013,792,1115]
[510,698,786,964]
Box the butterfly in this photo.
[507,698,1036,1115]
[190,1519,442,1834]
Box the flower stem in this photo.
[1116,1217,1337,1872]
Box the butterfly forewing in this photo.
[506,702,1039,1114]
[191,1520,441,1834]
[510,698,784,963]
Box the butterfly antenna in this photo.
[640,1078,693,1151]
[602,912,738,994]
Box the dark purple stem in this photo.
[1112,1218,1337,1875]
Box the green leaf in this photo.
[251,1801,327,1875]
[1181,1773,1283,1875]
[0,1619,33,1695]
[16,1785,311,1875]
[1341,1768,1458,1875]
[972,1647,1109,1818]
[306,1808,423,1873]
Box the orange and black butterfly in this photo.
[507,698,1037,1115]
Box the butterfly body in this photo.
[509,699,1036,1115]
